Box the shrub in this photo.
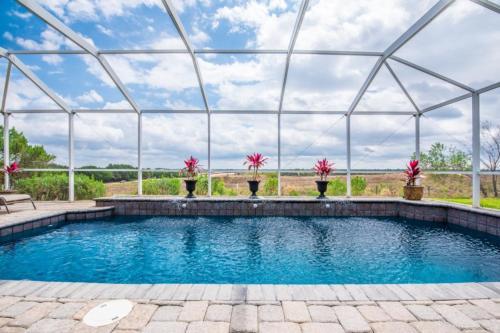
[194,175,228,196]
[351,176,367,196]
[14,174,105,200]
[263,174,278,196]
[288,189,300,196]
[327,178,347,196]
[142,177,181,195]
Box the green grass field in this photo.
[432,197,500,210]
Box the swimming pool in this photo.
[0,216,499,284]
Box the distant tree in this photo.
[0,126,56,169]
[417,143,471,171]
[481,121,500,197]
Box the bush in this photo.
[14,174,105,200]
[142,177,181,195]
[351,176,367,196]
[327,178,347,196]
[195,175,235,196]
[263,174,278,196]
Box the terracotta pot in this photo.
[248,180,260,198]
[184,179,197,198]
[315,180,329,199]
[403,185,424,200]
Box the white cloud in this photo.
[42,54,64,65]
[11,10,33,20]
[3,32,14,41]
[37,0,161,21]
[103,100,133,109]
[76,89,104,104]
[96,24,113,37]
[13,28,79,65]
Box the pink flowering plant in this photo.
[244,153,268,181]
[314,158,334,181]
[180,156,202,180]
[404,160,422,186]
[4,161,20,175]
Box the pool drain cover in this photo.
[83,300,133,327]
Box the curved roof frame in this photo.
[0,0,498,116]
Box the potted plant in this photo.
[244,153,268,198]
[180,156,201,198]
[403,160,424,200]
[2,161,20,193]
[314,158,334,199]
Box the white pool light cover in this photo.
[83,300,134,327]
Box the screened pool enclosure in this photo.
[0,0,499,205]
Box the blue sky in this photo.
[0,0,499,171]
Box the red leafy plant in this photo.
[404,160,423,186]
[314,158,334,181]
[4,161,20,175]
[244,153,268,181]
[180,156,202,180]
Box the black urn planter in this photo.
[247,180,260,198]
[315,180,329,199]
[184,179,197,198]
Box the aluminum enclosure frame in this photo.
[0,0,497,206]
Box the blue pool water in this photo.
[0,216,499,284]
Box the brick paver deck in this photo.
[0,281,498,332]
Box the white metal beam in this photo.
[1,62,11,115]
[68,112,75,201]
[471,93,480,207]
[469,0,500,13]
[1,62,11,190]
[389,56,475,92]
[278,0,309,114]
[160,0,210,113]
[0,47,71,113]
[3,115,10,190]
[8,49,384,56]
[17,0,141,114]
[137,113,142,196]
[477,81,500,94]
[347,0,455,116]
[207,113,212,196]
[384,61,420,112]
[6,108,418,115]
[277,0,309,197]
[346,115,352,197]
[420,92,473,114]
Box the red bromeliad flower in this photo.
[4,161,20,175]
[404,160,422,186]
[244,153,268,181]
[180,156,201,179]
[314,158,334,181]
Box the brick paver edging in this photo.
[1,280,499,302]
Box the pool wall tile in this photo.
[94,197,500,238]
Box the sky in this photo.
[0,0,499,171]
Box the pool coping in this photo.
[0,206,114,239]
[0,280,499,302]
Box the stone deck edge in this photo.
[0,206,114,239]
[0,280,499,303]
